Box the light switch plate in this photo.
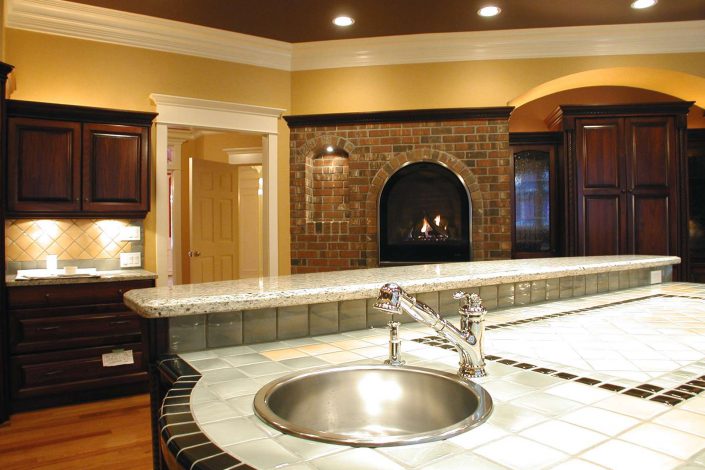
[119,225,141,241]
[120,252,141,268]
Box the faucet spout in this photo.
[374,283,486,378]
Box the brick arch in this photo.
[365,148,489,263]
[294,134,356,223]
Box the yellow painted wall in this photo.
[5,28,291,276]
[291,53,705,114]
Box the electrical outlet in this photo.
[119,225,141,241]
[120,252,141,268]
[650,270,662,284]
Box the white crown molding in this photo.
[292,21,705,70]
[225,147,263,165]
[6,0,705,72]
[5,0,293,70]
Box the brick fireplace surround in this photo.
[286,108,514,274]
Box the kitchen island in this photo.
[123,256,705,469]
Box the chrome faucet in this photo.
[374,283,487,378]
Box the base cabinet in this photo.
[6,279,153,411]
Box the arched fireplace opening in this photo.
[378,161,471,265]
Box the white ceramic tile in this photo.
[561,407,640,436]
[261,348,309,361]
[653,409,705,438]
[422,452,509,470]
[520,419,608,454]
[481,380,535,402]
[619,423,705,460]
[208,378,263,400]
[226,438,301,469]
[487,403,550,433]
[377,441,462,467]
[593,394,670,420]
[475,435,568,469]
[315,351,366,364]
[297,343,343,356]
[274,434,344,460]
[545,381,616,404]
[581,439,681,470]
[447,423,508,449]
[238,361,292,377]
[549,459,606,470]
[224,394,255,416]
[200,367,247,384]
[680,396,705,415]
[193,400,241,424]
[222,353,271,367]
[280,356,328,370]
[309,448,404,470]
[187,357,232,372]
[200,417,269,446]
[511,392,584,416]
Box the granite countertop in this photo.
[124,255,679,318]
[5,269,157,287]
[162,282,705,469]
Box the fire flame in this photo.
[420,217,432,234]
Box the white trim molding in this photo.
[5,0,293,70]
[6,0,705,71]
[225,147,263,166]
[150,94,284,284]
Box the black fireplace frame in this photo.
[378,161,472,266]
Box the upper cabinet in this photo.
[548,102,693,279]
[6,100,156,218]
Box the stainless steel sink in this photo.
[253,364,493,447]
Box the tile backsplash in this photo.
[5,219,144,273]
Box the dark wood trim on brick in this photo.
[284,107,514,128]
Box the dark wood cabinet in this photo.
[6,100,156,218]
[509,132,562,258]
[549,102,692,279]
[6,279,153,411]
[688,128,705,283]
[0,61,14,424]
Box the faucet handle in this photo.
[453,291,486,317]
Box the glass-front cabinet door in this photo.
[510,134,561,258]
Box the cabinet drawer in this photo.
[7,279,153,308]
[10,310,142,354]
[11,344,145,399]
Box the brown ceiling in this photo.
[66,0,705,43]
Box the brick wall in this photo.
[288,113,512,273]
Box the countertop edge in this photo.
[5,269,157,287]
[124,256,679,319]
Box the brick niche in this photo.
[286,108,514,274]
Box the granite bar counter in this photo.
[124,256,678,355]
[5,268,157,287]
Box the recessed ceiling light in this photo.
[477,5,502,17]
[333,16,355,27]
[631,0,657,9]
[325,145,335,153]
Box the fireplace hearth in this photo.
[379,162,471,265]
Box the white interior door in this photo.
[238,165,263,279]
[189,158,239,283]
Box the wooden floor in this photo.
[0,394,153,470]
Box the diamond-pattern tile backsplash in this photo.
[5,219,140,262]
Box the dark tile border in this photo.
[158,357,254,470]
[412,294,705,406]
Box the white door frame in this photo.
[150,94,285,287]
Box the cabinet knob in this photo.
[44,293,51,301]
[117,289,124,295]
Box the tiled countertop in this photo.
[161,282,705,470]
[126,255,678,318]
[5,269,156,287]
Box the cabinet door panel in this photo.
[577,119,623,190]
[7,118,81,212]
[82,123,149,213]
[631,196,670,255]
[581,196,623,256]
[627,117,674,190]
